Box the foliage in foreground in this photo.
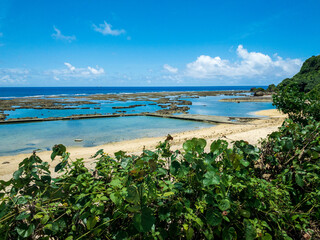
[0,125,319,239]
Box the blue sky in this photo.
[0,0,319,86]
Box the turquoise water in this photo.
[0,116,213,156]
[4,100,162,119]
[0,91,275,156]
[184,95,274,117]
[4,95,274,119]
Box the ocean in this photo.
[0,86,263,98]
[0,86,274,156]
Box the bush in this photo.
[273,83,320,123]
[0,133,318,239]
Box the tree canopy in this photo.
[278,55,320,92]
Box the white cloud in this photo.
[186,45,302,79]
[0,75,14,83]
[52,26,76,42]
[0,68,29,84]
[88,66,105,75]
[64,62,76,71]
[49,63,105,80]
[0,64,106,85]
[163,64,178,73]
[92,21,125,36]
[162,75,183,84]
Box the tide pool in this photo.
[183,95,274,117]
[4,95,274,119]
[0,116,213,156]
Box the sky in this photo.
[0,0,320,87]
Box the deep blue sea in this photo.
[0,86,274,156]
[0,86,264,98]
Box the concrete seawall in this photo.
[0,113,263,125]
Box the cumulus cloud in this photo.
[88,66,105,75]
[163,64,178,73]
[49,63,105,80]
[64,62,76,71]
[92,21,125,36]
[186,45,302,79]
[0,68,29,84]
[52,26,76,42]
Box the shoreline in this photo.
[1,90,250,121]
[0,109,286,181]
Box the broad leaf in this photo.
[133,207,155,233]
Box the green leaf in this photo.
[163,192,175,197]
[41,215,50,224]
[186,227,194,240]
[295,174,304,187]
[183,140,194,152]
[244,219,256,240]
[311,151,319,159]
[284,140,294,151]
[240,209,251,218]
[170,160,180,175]
[100,196,108,201]
[16,196,28,205]
[222,227,236,240]
[16,211,31,220]
[133,207,155,233]
[262,233,272,240]
[110,178,122,188]
[126,186,139,203]
[206,209,222,226]
[197,138,207,149]
[210,140,228,155]
[110,193,122,205]
[115,230,128,240]
[13,168,23,180]
[16,224,35,238]
[203,171,220,186]
[127,205,140,213]
[86,216,97,230]
[114,150,126,160]
[240,159,250,167]
[218,199,230,211]
[51,144,66,160]
[193,138,207,153]
[33,213,44,219]
[54,160,68,172]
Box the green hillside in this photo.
[278,55,320,92]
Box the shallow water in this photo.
[4,95,274,119]
[0,116,213,156]
[4,100,162,119]
[182,95,274,117]
[0,91,275,156]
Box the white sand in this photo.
[0,109,286,181]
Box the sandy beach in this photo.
[0,109,286,181]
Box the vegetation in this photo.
[278,55,320,92]
[265,84,276,92]
[1,59,320,238]
[250,84,277,95]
